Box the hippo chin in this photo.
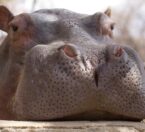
[0,6,145,121]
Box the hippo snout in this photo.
[12,41,98,120]
[95,44,145,120]
[11,42,145,121]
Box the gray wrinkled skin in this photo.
[0,6,145,121]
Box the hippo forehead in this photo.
[28,9,87,26]
[10,9,86,45]
[33,9,86,19]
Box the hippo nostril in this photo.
[113,46,123,57]
[60,44,80,58]
[63,45,77,57]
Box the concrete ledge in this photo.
[0,120,145,132]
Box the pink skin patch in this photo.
[113,47,123,57]
[63,45,78,58]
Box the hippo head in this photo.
[0,6,145,121]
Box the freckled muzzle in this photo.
[12,42,99,120]
[9,41,145,121]
[95,44,145,120]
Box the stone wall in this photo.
[0,120,145,132]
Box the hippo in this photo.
[0,6,145,121]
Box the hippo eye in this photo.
[11,25,18,32]
[110,24,114,30]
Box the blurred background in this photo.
[0,0,145,60]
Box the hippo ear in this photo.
[0,6,14,32]
[104,8,111,17]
